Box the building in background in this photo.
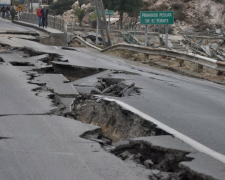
[0,0,11,6]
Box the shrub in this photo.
[168,26,174,35]
[204,10,210,16]
[212,0,224,3]
[174,10,185,21]
[49,0,75,15]
[72,5,87,26]
[158,3,169,11]
[172,3,183,10]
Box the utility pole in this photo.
[96,15,99,44]
[94,0,111,48]
[99,0,111,47]
[94,0,106,48]
[31,0,33,13]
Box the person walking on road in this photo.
[6,6,10,18]
[37,7,42,27]
[41,6,49,28]
[10,7,16,22]
[0,6,6,19]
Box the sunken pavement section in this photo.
[0,30,225,180]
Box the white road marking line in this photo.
[96,95,225,164]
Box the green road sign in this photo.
[95,10,114,16]
[140,11,174,25]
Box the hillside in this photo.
[53,0,225,32]
[143,0,225,31]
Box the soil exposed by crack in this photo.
[111,140,208,180]
[73,96,170,142]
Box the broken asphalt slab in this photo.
[91,72,225,155]
[0,115,150,180]
[31,74,78,96]
[113,135,225,180]
[0,65,54,115]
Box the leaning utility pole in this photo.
[94,0,112,48]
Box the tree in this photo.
[103,0,144,28]
[72,5,86,26]
[14,0,25,6]
[48,0,76,15]
[78,0,89,7]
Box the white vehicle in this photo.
[0,0,10,6]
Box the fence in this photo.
[20,13,67,33]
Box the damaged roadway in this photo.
[0,19,225,179]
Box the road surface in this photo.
[0,18,225,179]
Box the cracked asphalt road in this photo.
[0,19,32,32]
[0,19,225,179]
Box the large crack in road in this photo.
[0,30,225,180]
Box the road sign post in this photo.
[108,15,111,32]
[145,25,148,47]
[140,11,174,48]
[96,15,99,44]
[95,10,114,33]
[165,25,168,48]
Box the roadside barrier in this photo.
[20,12,67,32]
[73,35,225,74]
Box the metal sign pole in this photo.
[165,24,168,48]
[108,15,111,33]
[96,15,99,44]
[31,0,33,12]
[145,25,148,47]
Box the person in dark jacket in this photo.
[6,6,10,17]
[37,7,42,27]
[40,6,49,28]
[0,6,6,19]
[10,7,16,22]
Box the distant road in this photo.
[0,18,31,31]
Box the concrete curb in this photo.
[13,21,51,34]
[13,21,64,35]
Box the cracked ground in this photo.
[0,20,225,180]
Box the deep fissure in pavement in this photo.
[10,62,35,66]
[73,96,169,142]
[52,63,106,81]
[111,141,208,180]
[0,57,4,62]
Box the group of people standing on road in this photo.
[36,6,49,28]
[0,5,16,21]
[1,5,48,25]
[0,5,10,19]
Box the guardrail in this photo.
[72,35,225,74]
[72,35,102,51]
[20,13,67,32]
[102,43,225,73]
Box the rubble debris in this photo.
[111,138,209,180]
[93,78,140,97]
